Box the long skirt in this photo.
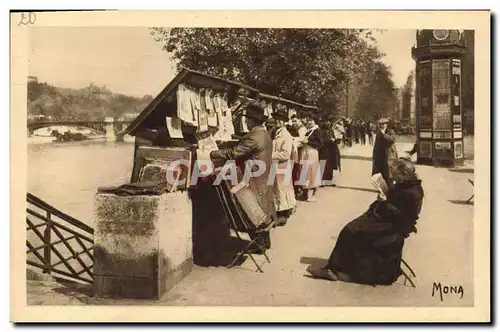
[292,162,302,195]
[319,142,341,182]
[326,211,404,285]
[299,145,320,190]
[274,164,297,212]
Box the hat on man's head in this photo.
[240,102,267,122]
[272,109,289,122]
[378,117,389,124]
[265,117,277,127]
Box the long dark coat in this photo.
[318,127,341,181]
[210,125,277,226]
[372,130,396,181]
[326,179,424,285]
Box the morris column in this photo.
[411,29,467,166]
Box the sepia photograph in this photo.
[11,10,490,322]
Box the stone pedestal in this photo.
[93,191,193,299]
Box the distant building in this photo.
[395,88,403,120]
[462,30,474,134]
[28,114,50,121]
[401,73,415,125]
[410,73,416,129]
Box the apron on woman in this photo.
[272,126,297,213]
[299,125,322,190]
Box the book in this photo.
[371,173,388,195]
[165,116,183,139]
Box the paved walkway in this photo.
[27,142,474,307]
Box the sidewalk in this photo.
[27,143,474,307]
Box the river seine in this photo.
[28,140,135,226]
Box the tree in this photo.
[27,81,45,102]
[355,61,397,119]
[27,80,152,121]
[150,28,388,115]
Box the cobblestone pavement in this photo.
[27,140,474,307]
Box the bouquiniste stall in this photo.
[93,68,318,299]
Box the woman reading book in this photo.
[306,158,424,285]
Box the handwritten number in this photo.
[18,12,36,26]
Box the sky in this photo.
[28,27,417,97]
[371,29,417,87]
[28,27,177,97]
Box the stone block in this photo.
[93,190,192,299]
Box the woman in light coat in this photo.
[271,110,297,226]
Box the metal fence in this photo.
[26,193,94,284]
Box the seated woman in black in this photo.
[307,158,424,285]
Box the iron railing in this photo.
[26,193,94,284]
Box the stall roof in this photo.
[122,68,260,135]
[122,68,318,136]
[258,93,318,111]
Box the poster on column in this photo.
[418,61,433,130]
[432,59,452,130]
[452,59,462,129]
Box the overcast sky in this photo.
[28,27,417,98]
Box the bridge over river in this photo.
[27,117,133,141]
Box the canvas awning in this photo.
[121,68,318,136]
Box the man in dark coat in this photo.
[359,121,366,145]
[345,120,353,147]
[366,121,374,145]
[210,102,276,252]
[372,118,396,187]
[319,119,341,186]
[354,120,361,144]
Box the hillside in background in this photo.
[27,79,154,121]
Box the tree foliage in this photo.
[150,28,395,116]
[354,61,397,119]
[27,80,154,121]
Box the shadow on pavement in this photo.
[335,185,379,194]
[340,155,372,161]
[448,199,474,205]
[300,256,328,266]
[195,236,250,268]
[448,168,474,174]
[50,277,94,303]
